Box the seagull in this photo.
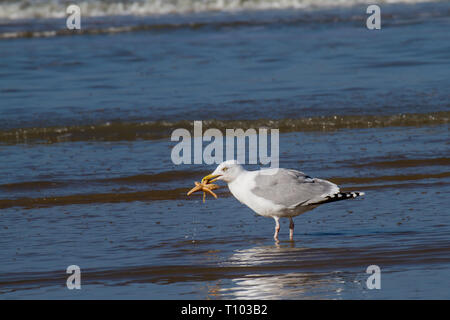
[202,160,364,241]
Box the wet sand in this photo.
[1,124,449,299]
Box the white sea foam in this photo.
[0,0,437,20]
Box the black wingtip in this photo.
[318,191,365,204]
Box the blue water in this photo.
[1,2,449,128]
[0,1,449,299]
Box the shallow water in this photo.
[0,1,449,299]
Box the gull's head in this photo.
[202,160,244,184]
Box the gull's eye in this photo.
[222,167,228,172]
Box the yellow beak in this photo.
[201,173,221,184]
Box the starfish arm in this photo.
[187,183,203,196]
[187,180,220,202]
[205,183,219,190]
[203,187,218,199]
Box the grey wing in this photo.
[251,169,339,208]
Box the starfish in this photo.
[187,178,220,203]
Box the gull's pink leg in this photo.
[273,217,280,241]
[289,217,294,241]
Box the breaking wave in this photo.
[0,0,438,20]
[0,111,448,144]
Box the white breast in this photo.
[227,171,285,217]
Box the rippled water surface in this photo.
[0,0,449,299]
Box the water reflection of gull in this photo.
[227,242,303,266]
[216,244,347,299]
